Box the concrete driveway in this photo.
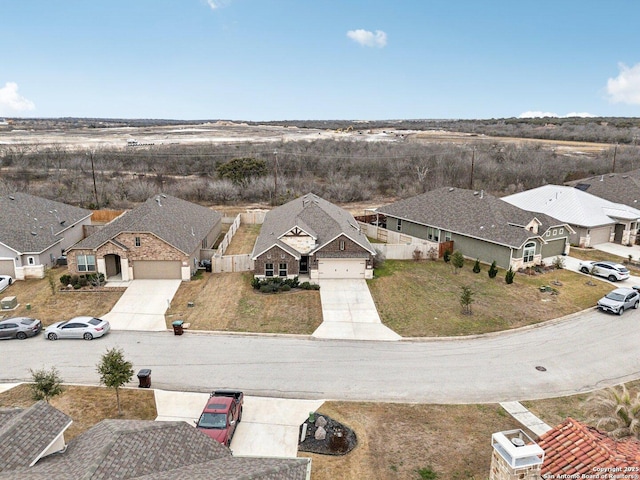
[154,389,323,457]
[546,253,640,286]
[313,279,401,341]
[102,280,181,331]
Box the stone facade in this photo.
[489,450,541,480]
[254,246,300,278]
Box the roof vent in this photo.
[511,437,525,447]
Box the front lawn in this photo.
[368,259,612,337]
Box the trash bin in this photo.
[172,320,184,336]
[137,369,152,388]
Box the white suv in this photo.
[579,260,630,282]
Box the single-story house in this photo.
[0,192,92,279]
[251,193,377,281]
[0,401,311,479]
[376,187,573,270]
[67,194,222,281]
[503,184,640,247]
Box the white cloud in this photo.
[606,63,640,105]
[0,82,35,115]
[347,29,387,48]
[206,0,231,10]
[518,111,595,118]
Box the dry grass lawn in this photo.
[0,268,123,326]
[223,223,261,255]
[368,260,611,336]
[166,272,322,334]
[0,383,156,441]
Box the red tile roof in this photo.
[537,417,640,474]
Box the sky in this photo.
[1,0,640,121]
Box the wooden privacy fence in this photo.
[358,222,446,260]
[216,214,242,256]
[212,254,254,273]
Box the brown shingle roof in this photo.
[538,417,640,475]
[377,187,565,249]
[69,195,221,255]
[567,169,640,207]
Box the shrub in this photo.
[451,251,464,273]
[488,261,498,278]
[412,248,424,261]
[281,284,291,292]
[73,283,81,290]
[79,276,89,287]
[70,275,79,286]
[472,259,481,273]
[505,267,516,284]
[443,250,452,263]
[59,274,71,286]
[284,276,300,288]
[259,284,278,294]
[251,277,262,290]
[552,256,566,269]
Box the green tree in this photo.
[29,367,64,403]
[460,286,474,315]
[443,250,452,263]
[488,261,498,278]
[505,267,515,284]
[586,385,640,439]
[472,259,481,273]
[97,347,134,416]
[216,157,267,186]
[451,251,464,274]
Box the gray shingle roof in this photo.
[251,193,375,259]
[377,187,566,249]
[0,193,91,253]
[69,195,221,255]
[0,417,310,480]
[0,401,72,472]
[567,169,640,207]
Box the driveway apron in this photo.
[314,279,401,341]
[154,389,323,457]
[103,279,181,331]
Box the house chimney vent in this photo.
[511,437,525,447]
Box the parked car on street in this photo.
[579,260,630,282]
[0,275,13,293]
[195,390,244,446]
[597,287,640,315]
[0,317,42,340]
[44,316,110,340]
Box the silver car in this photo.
[0,317,42,340]
[44,316,110,340]
[597,287,640,315]
[579,260,629,282]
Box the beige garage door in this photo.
[317,259,366,279]
[0,259,15,277]
[589,226,612,246]
[133,260,182,279]
[541,239,566,259]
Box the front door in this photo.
[614,224,625,243]
[299,255,309,274]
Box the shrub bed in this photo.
[251,276,320,293]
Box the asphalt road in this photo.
[2,307,639,403]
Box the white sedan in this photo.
[44,316,111,340]
[0,275,13,293]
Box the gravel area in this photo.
[298,414,357,456]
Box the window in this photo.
[546,231,551,237]
[523,242,536,263]
[135,236,141,247]
[339,240,345,251]
[443,231,452,242]
[427,227,439,241]
[559,228,564,235]
[279,263,287,277]
[77,254,97,272]
[27,256,35,265]
[265,263,274,277]
[396,219,402,231]
[552,229,557,236]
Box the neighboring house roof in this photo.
[0,192,92,254]
[0,416,310,480]
[538,417,640,474]
[69,194,221,255]
[567,169,640,207]
[376,187,565,249]
[0,401,72,472]
[503,185,640,228]
[251,193,376,259]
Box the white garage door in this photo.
[0,259,15,277]
[133,261,182,279]
[589,226,612,246]
[317,259,366,279]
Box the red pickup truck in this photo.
[195,390,244,446]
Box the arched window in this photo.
[523,242,536,263]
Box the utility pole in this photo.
[273,150,278,206]
[87,150,100,209]
[469,147,475,190]
[612,144,617,173]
